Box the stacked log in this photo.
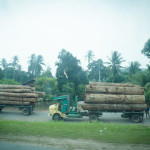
[86,85,144,95]
[0,84,45,106]
[82,82,146,111]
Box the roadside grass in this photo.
[0,119,150,144]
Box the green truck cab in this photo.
[49,94,102,121]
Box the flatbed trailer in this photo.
[0,104,34,115]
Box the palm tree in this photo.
[107,51,125,82]
[36,55,45,74]
[28,54,36,76]
[11,56,19,79]
[141,38,150,59]
[28,54,45,77]
[128,61,141,75]
[0,58,8,78]
[85,50,94,65]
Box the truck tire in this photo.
[89,114,98,122]
[131,114,141,123]
[52,113,61,121]
[23,108,30,116]
[0,107,3,112]
[139,115,143,123]
[29,108,33,115]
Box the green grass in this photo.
[0,119,150,144]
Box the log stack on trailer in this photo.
[82,82,146,122]
[0,84,45,115]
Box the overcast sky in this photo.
[0,0,150,76]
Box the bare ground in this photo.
[0,134,150,150]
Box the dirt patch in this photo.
[0,134,149,150]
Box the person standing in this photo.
[145,105,150,119]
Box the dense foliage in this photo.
[0,38,150,104]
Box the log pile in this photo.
[82,82,146,111]
[0,84,45,106]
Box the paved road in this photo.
[0,141,62,150]
[0,108,150,125]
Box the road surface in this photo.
[0,141,62,150]
[0,107,150,125]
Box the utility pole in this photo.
[98,61,101,82]
[99,69,100,82]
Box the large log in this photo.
[85,94,145,104]
[89,82,141,88]
[82,104,147,111]
[0,89,33,93]
[0,96,37,102]
[0,92,39,98]
[86,85,144,95]
[0,100,30,105]
[31,87,35,91]
[0,84,31,89]
[35,91,45,97]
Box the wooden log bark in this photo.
[0,89,33,93]
[86,85,144,95]
[85,94,145,104]
[35,91,45,97]
[82,104,147,111]
[0,96,37,102]
[0,84,31,89]
[89,82,141,88]
[31,87,35,91]
[0,100,30,105]
[0,92,39,98]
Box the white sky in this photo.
[0,0,150,76]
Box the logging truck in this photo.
[49,94,145,123]
[0,84,44,115]
[49,82,146,123]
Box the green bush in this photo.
[35,77,59,102]
[144,83,150,104]
[0,79,20,85]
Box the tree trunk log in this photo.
[35,91,45,97]
[31,87,35,91]
[85,94,145,104]
[89,82,141,88]
[86,85,144,95]
[0,89,33,93]
[0,100,30,105]
[0,96,37,102]
[0,92,39,98]
[82,104,147,111]
[0,84,31,89]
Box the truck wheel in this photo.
[0,107,3,112]
[139,115,143,123]
[89,114,98,122]
[23,108,30,116]
[29,108,33,115]
[131,114,141,123]
[52,113,61,121]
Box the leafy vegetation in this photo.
[106,51,125,83]
[0,38,150,103]
[142,38,150,59]
[0,79,20,85]
[55,49,88,100]
[35,77,59,102]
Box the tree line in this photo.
[0,39,150,103]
